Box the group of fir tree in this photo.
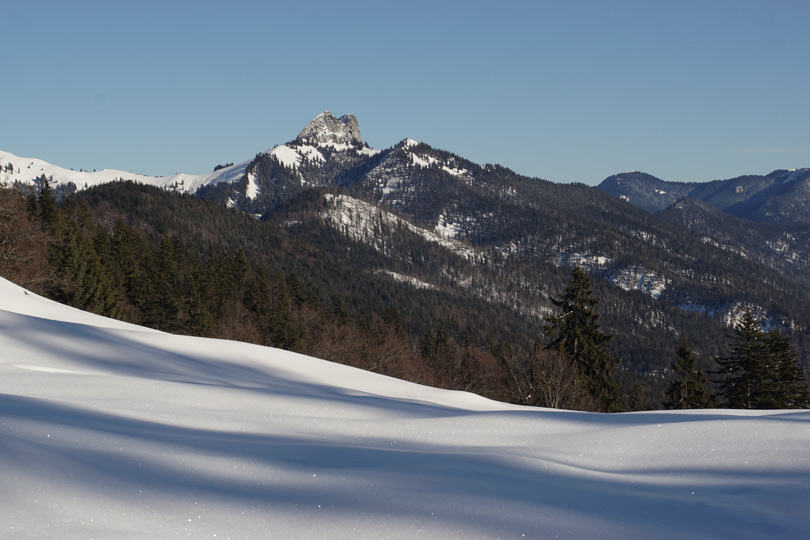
[665,309,810,410]
[544,266,809,412]
[711,309,810,408]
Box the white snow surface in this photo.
[377,270,437,291]
[245,170,260,200]
[0,150,249,194]
[268,144,325,170]
[2,276,810,539]
[611,266,668,299]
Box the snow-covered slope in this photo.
[320,193,480,262]
[2,276,810,539]
[0,149,248,194]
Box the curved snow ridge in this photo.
[0,277,161,333]
[11,363,94,375]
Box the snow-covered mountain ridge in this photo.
[0,149,248,195]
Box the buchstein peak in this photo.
[296,110,364,147]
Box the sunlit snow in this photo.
[321,194,479,262]
[2,277,810,539]
[0,150,248,194]
[268,144,325,169]
[611,266,668,299]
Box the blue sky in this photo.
[3,0,809,185]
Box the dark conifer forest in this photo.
[2,178,808,412]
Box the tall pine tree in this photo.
[665,336,713,409]
[713,309,769,409]
[763,330,810,409]
[544,266,624,412]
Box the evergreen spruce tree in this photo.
[269,271,300,350]
[149,235,183,332]
[37,178,60,230]
[665,336,713,409]
[184,263,214,337]
[544,266,624,412]
[764,330,810,408]
[713,309,770,408]
[244,270,272,344]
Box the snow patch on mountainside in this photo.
[405,148,471,180]
[442,164,469,178]
[377,270,437,290]
[701,236,748,258]
[268,144,325,169]
[410,152,438,168]
[320,194,479,262]
[435,213,466,239]
[779,168,810,184]
[245,170,259,200]
[610,266,668,299]
[558,252,612,271]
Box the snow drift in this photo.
[1,276,809,539]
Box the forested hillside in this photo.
[4,179,808,411]
[3,113,809,412]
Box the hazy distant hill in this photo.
[598,169,810,224]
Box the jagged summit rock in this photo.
[296,111,363,147]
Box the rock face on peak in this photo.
[296,111,363,147]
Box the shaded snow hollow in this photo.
[1,277,810,539]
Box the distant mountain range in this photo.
[3,111,810,375]
[597,169,810,224]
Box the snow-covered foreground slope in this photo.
[1,277,809,539]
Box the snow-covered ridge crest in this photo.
[268,144,326,170]
[0,149,248,194]
[776,168,810,185]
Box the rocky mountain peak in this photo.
[296,111,363,147]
